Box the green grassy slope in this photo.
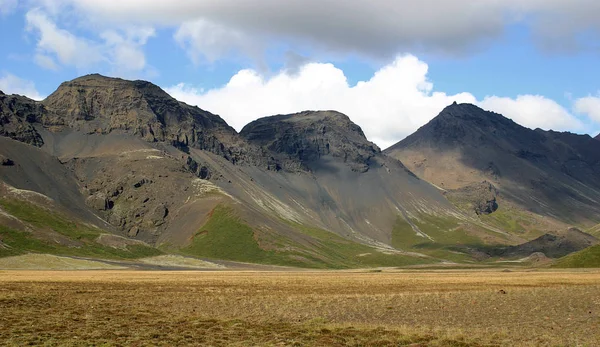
[391,214,485,263]
[181,205,431,269]
[553,244,600,268]
[0,199,161,259]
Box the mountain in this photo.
[1,76,596,268]
[385,103,600,229]
[240,110,381,172]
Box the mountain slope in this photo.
[554,244,600,268]
[2,76,590,268]
[386,103,600,227]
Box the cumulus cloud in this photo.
[25,9,154,74]
[0,73,44,100]
[574,95,600,123]
[25,9,104,69]
[100,27,155,74]
[480,95,584,130]
[166,55,586,149]
[28,0,600,62]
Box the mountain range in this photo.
[1,74,598,268]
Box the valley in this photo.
[1,269,599,346]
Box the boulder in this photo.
[86,193,112,211]
[0,156,14,166]
[128,226,140,237]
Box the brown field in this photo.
[1,270,599,346]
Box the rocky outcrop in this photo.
[241,110,381,172]
[86,193,113,211]
[186,156,212,179]
[3,75,274,170]
[488,228,598,258]
[41,74,256,160]
[0,154,14,166]
[446,181,499,215]
[0,92,46,147]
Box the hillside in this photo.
[386,103,600,229]
[554,244,600,268]
[1,76,598,268]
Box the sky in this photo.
[1,1,599,148]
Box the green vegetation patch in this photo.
[183,205,430,268]
[478,207,545,239]
[553,244,600,268]
[391,214,480,263]
[289,222,431,268]
[182,205,313,267]
[0,199,161,259]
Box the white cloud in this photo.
[100,27,155,74]
[0,73,44,100]
[25,9,154,75]
[29,0,600,62]
[34,54,59,71]
[480,95,584,130]
[0,0,18,16]
[166,55,586,149]
[574,95,600,123]
[174,19,255,64]
[25,9,104,69]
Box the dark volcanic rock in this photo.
[446,181,499,215]
[241,110,381,172]
[43,75,231,155]
[39,74,277,168]
[490,228,598,258]
[0,92,46,147]
[86,193,113,211]
[393,102,541,150]
[0,155,14,166]
[186,156,212,179]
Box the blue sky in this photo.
[1,0,599,147]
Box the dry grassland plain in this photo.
[1,270,599,346]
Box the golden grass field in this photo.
[1,270,599,346]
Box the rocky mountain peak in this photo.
[40,74,255,158]
[240,110,380,172]
[435,103,519,128]
[44,73,231,131]
[390,102,536,151]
